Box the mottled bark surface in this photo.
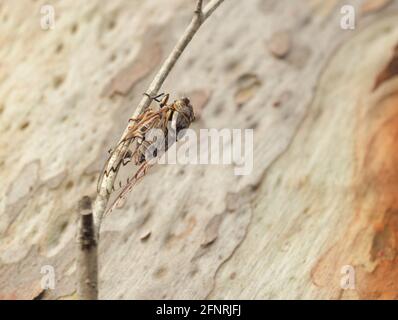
[0,0,398,299]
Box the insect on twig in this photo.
[97,93,195,214]
[93,0,225,237]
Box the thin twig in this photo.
[93,0,226,237]
[203,0,225,20]
[77,196,98,300]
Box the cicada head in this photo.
[172,97,195,125]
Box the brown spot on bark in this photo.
[140,230,151,242]
[201,214,223,247]
[153,266,168,279]
[268,30,291,59]
[272,90,293,109]
[19,121,30,130]
[53,75,65,89]
[273,101,281,108]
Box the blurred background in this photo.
[0,0,398,299]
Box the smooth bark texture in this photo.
[0,0,398,300]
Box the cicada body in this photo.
[97,93,195,213]
[132,95,195,164]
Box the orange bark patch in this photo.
[355,93,398,299]
[312,92,398,299]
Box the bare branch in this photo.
[93,0,227,237]
[77,196,98,300]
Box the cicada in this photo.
[97,93,195,212]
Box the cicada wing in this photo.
[97,150,113,193]
[105,161,154,215]
[96,138,136,194]
[105,132,162,212]
[98,107,169,209]
[107,138,142,192]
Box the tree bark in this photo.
[0,0,398,300]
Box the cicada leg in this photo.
[128,113,147,125]
[144,92,165,102]
[158,94,169,108]
[144,92,170,108]
[97,138,134,194]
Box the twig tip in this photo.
[78,196,92,213]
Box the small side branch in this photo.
[203,0,225,20]
[195,0,204,16]
[77,196,98,300]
